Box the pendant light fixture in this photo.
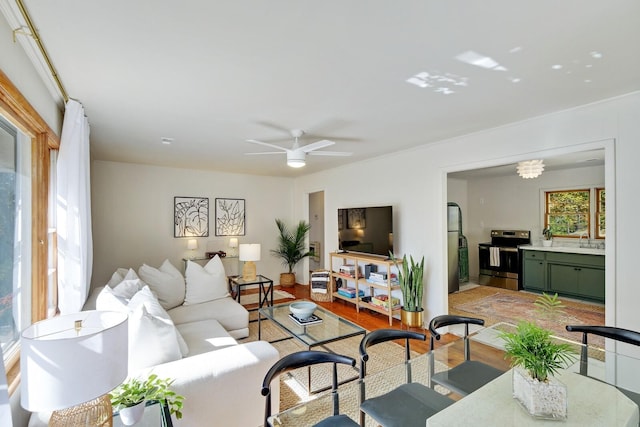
[517,160,545,179]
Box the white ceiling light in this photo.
[517,160,545,179]
[287,150,306,168]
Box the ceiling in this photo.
[6,1,640,177]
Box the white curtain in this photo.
[56,100,92,314]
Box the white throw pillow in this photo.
[106,268,139,288]
[127,305,182,372]
[184,257,230,305]
[95,285,128,312]
[128,286,189,356]
[112,278,145,299]
[138,259,185,309]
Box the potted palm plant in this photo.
[499,294,576,420]
[271,219,313,287]
[391,252,424,327]
[110,374,184,425]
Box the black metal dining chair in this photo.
[358,329,454,427]
[428,314,504,396]
[566,324,640,423]
[261,350,359,427]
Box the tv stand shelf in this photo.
[329,252,402,326]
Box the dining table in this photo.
[267,322,640,427]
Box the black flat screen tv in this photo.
[338,206,393,257]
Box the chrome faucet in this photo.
[579,232,590,248]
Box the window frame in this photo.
[0,68,60,392]
[543,187,605,240]
[596,187,606,239]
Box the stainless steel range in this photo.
[478,230,531,291]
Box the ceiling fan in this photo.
[245,129,352,168]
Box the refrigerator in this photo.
[447,203,469,293]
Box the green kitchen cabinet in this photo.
[523,251,546,291]
[521,249,604,303]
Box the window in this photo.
[1,70,60,391]
[544,188,605,239]
[596,188,606,239]
[0,116,29,357]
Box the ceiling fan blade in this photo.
[245,139,290,152]
[301,139,335,153]
[308,151,353,156]
[244,151,284,155]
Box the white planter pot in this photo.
[512,367,567,420]
[118,401,146,426]
[542,240,553,247]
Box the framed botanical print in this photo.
[215,198,246,236]
[174,197,209,237]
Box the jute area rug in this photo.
[239,318,447,426]
[450,285,605,347]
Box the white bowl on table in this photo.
[290,301,317,319]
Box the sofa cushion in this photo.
[128,286,189,356]
[168,296,249,334]
[95,285,128,311]
[106,267,139,288]
[184,256,230,305]
[128,305,183,372]
[138,259,185,309]
[176,319,237,356]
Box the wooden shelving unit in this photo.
[329,252,402,326]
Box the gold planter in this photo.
[280,272,296,287]
[401,308,424,327]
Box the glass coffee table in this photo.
[258,300,365,393]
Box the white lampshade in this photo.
[517,159,545,179]
[229,237,239,248]
[21,310,128,412]
[187,239,198,250]
[239,243,261,261]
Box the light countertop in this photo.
[520,244,605,256]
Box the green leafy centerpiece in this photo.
[500,293,576,419]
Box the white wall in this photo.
[294,92,640,334]
[90,160,295,290]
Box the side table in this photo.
[228,275,274,316]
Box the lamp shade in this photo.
[187,239,198,250]
[229,237,238,248]
[21,311,128,412]
[239,243,261,261]
[517,159,545,179]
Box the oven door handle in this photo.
[479,246,519,253]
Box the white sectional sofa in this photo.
[30,257,280,427]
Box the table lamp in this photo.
[21,311,128,426]
[239,243,260,281]
[228,237,239,257]
[187,239,198,259]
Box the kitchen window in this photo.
[544,188,605,239]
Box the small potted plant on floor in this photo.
[271,219,313,287]
[391,252,424,327]
[499,305,576,420]
[110,374,184,425]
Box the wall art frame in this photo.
[215,198,246,236]
[174,196,209,237]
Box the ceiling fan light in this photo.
[287,150,306,168]
[517,159,545,179]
